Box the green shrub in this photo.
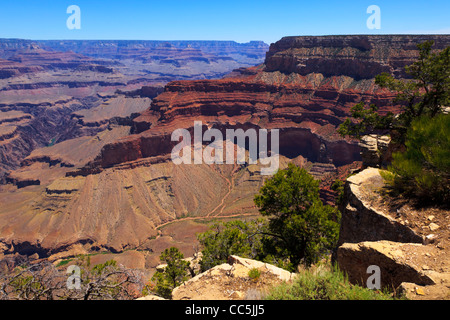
[248,268,261,281]
[387,114,450,205]
[198,165,341,273]
[331,179,345,205]
[55,259,72,267]
[197,219,269,272]
[265,264,395,300]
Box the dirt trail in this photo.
[206,163,239,218]
[155,212,257,231]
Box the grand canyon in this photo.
[0,34,449,298]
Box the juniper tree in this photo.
[254,163,341,271]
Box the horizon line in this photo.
[1,34,449,46]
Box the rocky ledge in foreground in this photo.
[336,168,450,299]
[137,255,296,301]
[171,255,295,300]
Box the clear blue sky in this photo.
[0,0,449,44]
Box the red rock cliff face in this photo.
[76,35,450,174]
[265,35,450,79]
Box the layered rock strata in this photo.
[72,35,450,177]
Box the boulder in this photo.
[336,167,450,299]
[227,255,295,283]
[337,241,436,289]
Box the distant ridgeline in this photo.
[0,39,269,65]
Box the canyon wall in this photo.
[1,35,449,260]
[80,35,450,174]
[0,40,268,180]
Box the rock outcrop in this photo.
[171,255,295,300]
[359,135,392,168]
[336,168,450,299]
[337,241,436,288]
[337,168,423,246]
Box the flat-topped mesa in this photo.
[266,35,450,56]
[265,34,450,79]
